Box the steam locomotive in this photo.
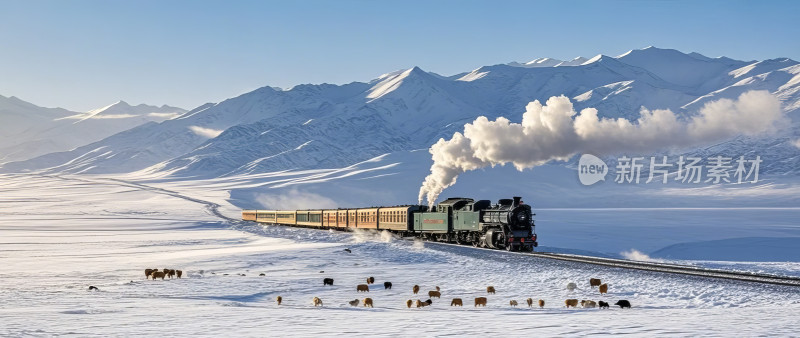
[241,196,538,251]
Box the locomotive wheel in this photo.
[495,233,506,250]
[506,243,515,252]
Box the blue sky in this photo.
[1,0,798,111]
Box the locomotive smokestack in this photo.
[513,196,521,207]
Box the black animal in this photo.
[88,286,99,291]
[259,273,266,276]
[344,248,352,253]
[423,299,433,305]
[614,300,631,309]
[384,282,392,290]
[323,278,334,286]
[598,301,609,309]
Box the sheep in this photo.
[566,282,577,291]
[384,282,392,290]
[416,299,432,308]
[366,277,375,284]
[598,301,609,309]
[614,300,631,309]
[450,298,463,306]
[313,297,323,307]
[363,298,374,308]
[357,284,369,292]
[349,299,360,307]
[589,278,602,288]
[599,283,608,295]
[486,286,496,294]
[565,299,579,308]
[406,299,413,308]
[538,299,545,308]
[581,300,597,308]
[413,285,420,294]
[176,270,183,279]
[474,297,488,307]
[323,278,334,286]
[88,286,99,291]
[509,300,518,307]
[145,269,154,279]
[526,298,533,307]
[151,271,165,280]
[277,296,282,305]
[428,290,441,298]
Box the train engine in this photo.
[413,196,537,251]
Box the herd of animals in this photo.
[139,267,632,310]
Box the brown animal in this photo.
[589,278,602,288]
[565,299,579,308]
[526,298,533,307]
[349,299,360,307]
[450,298,463,306]
[313,297,323,307]
[363,298,374,308]
[277,296,282,305]
[166,269,175,279]
[435,286,440,292]
[581,300,597,308]
[413,285,420,294]
[510,300,518,307]
[487,286,496,294]
[145,269,154,279]
[151,271,165,280]
[406,299,413,308]
[474,297,488,307]
[428,290,441,298]
[416,299,432,308]
[366,277,375,284]
[538,299,545,308]
[176,270,183,278]
[599,283,608,295]
[357,284,370,292]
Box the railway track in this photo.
[422,240,800,287]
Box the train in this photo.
[241,196,538,252]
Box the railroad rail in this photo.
[422,240,800,287]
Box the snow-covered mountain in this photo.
[0,97,186,164]
[3,47,800,183]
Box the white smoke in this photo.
[419,90,784,206]
[255,189,338,210]
[620,249,662,262]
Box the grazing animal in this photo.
[344,248,352,253]
[313,297,323,307]
[88,286,99,291]
[363,298,374,308]
[614,300,631,309]
[323,278,334,286]
[151,271,165,280]
[239,273,246,277]
[599,283,608,295]
[510,300,518,307]
[349,299,360,307]
[474,297,488,307]
[526,298,533,307]
[435,286,440,292]
[413,285,420,294]
[581,300,597,308]
[416,299,432,308]
[486,286,496,294]
[598,301,609,309]
[450,298,463,306]
[589,278,602,288]
[145,269,154,279]
[176,270,183,279]
[357,284,370,292]
[259,273,266,276]
[428,290,441,298]
[384,282,392,290]
[277,296,282,305]
[538,299,545,308]
[567,282,577,291]
[565,299,579,308]
[366,277,375,284]
[406,299,413,308]
[319,271,324,273]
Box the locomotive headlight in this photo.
[516,212,527,223]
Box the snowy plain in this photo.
[2,173,800,336]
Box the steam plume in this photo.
[418,90,784,206]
